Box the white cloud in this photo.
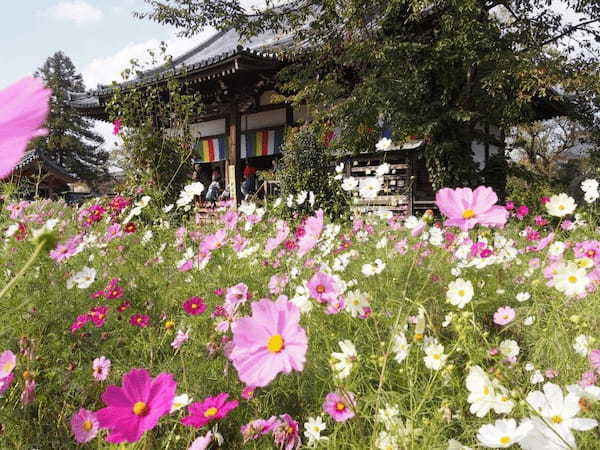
[82,34,209,89]
[47,1,104,26]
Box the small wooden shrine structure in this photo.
[5,149,77,198]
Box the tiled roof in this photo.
[13,149,78,182]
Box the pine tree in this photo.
[35,51,108,182]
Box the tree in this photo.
[136,0,600,189]
[35,51,108,182]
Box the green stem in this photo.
[0,241,45,299]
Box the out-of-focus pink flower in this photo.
[171,329,190,350]
[70,408,99,443]
[435,186,509,231]
[493,306,515,326]
[0,77,51,179]
[93,356,111,381]
[113,119,122,135]
[241,385,256,400]
[0,350,16,379]
[516,205,529,220]
[589,349,600,370]
[273,414,301,450]
[297,209,324,256]
[241,417,279,442]
[188,432,213,450]
[21,379,36,405]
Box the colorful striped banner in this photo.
[241,128,284,158]
[193,136,227,162]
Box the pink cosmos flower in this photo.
[0,77,51,179]
[0,373,14,394]
[493,306,515,326]
[70,408,99,444]
[113,119,122,135]
[241,385,256,400]
[323,391,355,422]
[181,392,239,428]
[580,370,597,387]
[71,314,91,332]
[130,314,150,328]
[0,350,16,378]
[225,283,249,313]
[297,209,324,256]
[96,368,176,443]
[589,349,600,370]
[171,329,190,350]
[89,306,109,327]
[104,223,124,242]
[516,205,529,220]
[273,414,301,450]
[307,271,340,304]
[230,297,308,387]
[21,379,36,405]
[265,221,290,253]
[268,274,289,295]
[104,278,124,300]
[93,356,111,381]
[183,297,207,316]
[534,215,549,226]
[241,417,279,442]
[188,432,213,450]
[435,186,509,231]
[201,229,227,253]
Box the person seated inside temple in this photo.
[205,170,222,208]
[241,165,257,200]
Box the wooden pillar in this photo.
[227,105,242,204]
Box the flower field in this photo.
[1,182,600,450]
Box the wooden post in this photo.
[227,105,242,204]
[407,152,414,215]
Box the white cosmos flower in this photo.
[523,316,535,326]
[566,384,600,402]
[466,366,513,417]
[170,393,192,412]
[376,137,393,151]
[477,419,533,448]
[545,193,576,217]
[376,162,391,177]
[552,262,589,297]
[163,204,174,213]
[304,416,328,444]
[296,191,308,205]
[516,292,530,302]
[447,439,473,450]
[67,266,96,289]
[272,197,283,208]
[183,183,204,196]
[573,334,593,357]
[530,370,545,384]
[521,383,598,450]
[446,278,474,309]
[581,178,598,194]
[361,263,376,277]
[391,332,411,363]
[308,191,315,207]
[359,177,382,200]
[499,339,520,358]
[345,290,371,318]
[330,340,357,379]
[423,343,447,370]
[548,241,565,256]
[341,177,359,191]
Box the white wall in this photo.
[241,109,286,131]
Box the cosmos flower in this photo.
[307,271,341,304]
[477,419,532,448]
[230,297,308,387]
[0,350,16,379]
[96,368,176,443]
[323,391,355,422]
[181,392,238,428]
[92,356,111,381]
[446,278,474,309]
[70,408,99,444]
[0,77,51,179]
[435,186,509,231]
[545,193,576,217]
[183,297,207,316]
[494,306,515,326]
[130,314,150,328]
[297,209,324,256]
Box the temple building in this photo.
[5,149,77,199]
[68,28,565,214]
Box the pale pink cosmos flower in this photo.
[589,349,600,370]
[307,271,340,304]
[493,306,515,326]
[171,329,190,350]
[297,209,324,256]
[0,77,52,178]
[0,350,16,378]
[188,432,213,450]
[230,297,308,387]
[93,356,111,381]
[21,379,36,405]
[323,391,355,422]
[70,408,99,443]
[435,186,509,231]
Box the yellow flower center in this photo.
[568,275,577,283]
[432,353,441,360]
[462,209,476,219]
[83,420,93,431]
[191,303,198,309]
[204,407,218,417]
[500,436,511,444]
[551,415,563,424]
[2,362,14,373]
[483,386,490,395]
[335,402,346,411]
[267,334,285,353]
[559,204,565,210]
[132,401,149,416]
[414,333,423,342]
[588,250,596,257]
[458,289,465,297]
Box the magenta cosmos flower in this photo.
[0,350,16,379]
[96,368,176,443]
[181,392,238,428]
[70,408,99,444]
[92,356,111,381]
[183,296,207,316]
[130,313,150,328]
[435,186,509,232]
[493,306,516,326]
[230,297,308,387]
[0,77,51,179]
[323,391,356,422]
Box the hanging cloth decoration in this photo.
[193,136,227,162]
[241,127,285,158]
